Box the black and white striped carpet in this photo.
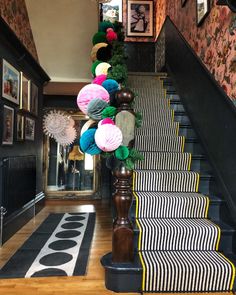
[129,75,235,292]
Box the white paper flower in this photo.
[54,126,77,146]
[43,110,70,137]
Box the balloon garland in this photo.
[43,21,143,167]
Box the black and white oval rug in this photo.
[0,212,95,278]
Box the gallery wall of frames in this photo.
[0,16,49,244]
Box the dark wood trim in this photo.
[0,16,50,84]
[163,16,236,224]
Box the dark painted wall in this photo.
[0,16,49,224]
[125,42,155,72]
[164,17,236,224]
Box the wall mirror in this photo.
[43,111,100,199]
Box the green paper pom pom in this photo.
[91,60,102,76]
[102,106,117,119]
[99,21,114,32]
[92,32,107,45]
[115,146,129,160]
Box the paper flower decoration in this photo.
[95,62,111,76]
[92,32,106,45]
[87,98,109,121]
[91,60,102,76]
[54,126,77,146]
[106,30,118,42]
[77,84,110,114]
[98,118,115,127]
[115,146,130,160]
[43,110,70,137]
[95,124,122,152]
[91,43,108,62]
[102,106,117,119]
[102,79,119,95]
[92,74,107,85]
[80,128,101,155]
[80,119,97,136]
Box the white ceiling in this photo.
[25,0,98,82]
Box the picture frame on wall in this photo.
[127,0,153,37]
[2,105,14,145]
[101,0,122,23]
[196,0,210,26]
[16,113,24,141]
[25,116,35,141]
[2,59,20,105]
[20,72,30,111]
[30,82,38,116]
[181,0,188,7]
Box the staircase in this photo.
[132,73,236,292]
[101,73,236,293]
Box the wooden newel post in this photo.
[112,88,135,263]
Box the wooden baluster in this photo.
[112,88,135,263]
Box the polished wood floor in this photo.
[0,200,234,295]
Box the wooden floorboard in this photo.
[0,199,234,295]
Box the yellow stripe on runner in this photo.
[195,173,200,192]
[188,153,192,171]
[136,219,146,291]
[218,252,236,290]
[182,137,185,153]
[205,196,210,218]
[215,223,221,251]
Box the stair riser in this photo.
[191,158,212,174]
[171,103,185,112]
[179,126,196,138]
[184,141,204,154]
[199,177,216,195]
[174,114,190,124]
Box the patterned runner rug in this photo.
[0,213,95,278]
[129,75,235,292]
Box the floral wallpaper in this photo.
[0,0,38,61]
[156,0,236,101]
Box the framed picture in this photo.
[30,82,38,115]
[181,0,188,7]
[20,72,30,111]
[196,0,210,26]
[2,105,14,145]
[16,113,24,141]
[127,0,153,37]
[101,0,122,23]
[2,59,20,105]
[25,117,35,141]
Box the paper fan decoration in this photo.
[95,124,122,152]
[43,110,70,137]
[54,126,77,146]
[68,117,75,127]
[77,84,110,114]
[95,62,111,76]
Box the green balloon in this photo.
[92,32,107,45]
[101,106,117,119]
[91,60,102,76]
[115,146,129,160]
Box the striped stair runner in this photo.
[129,75,235,292]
